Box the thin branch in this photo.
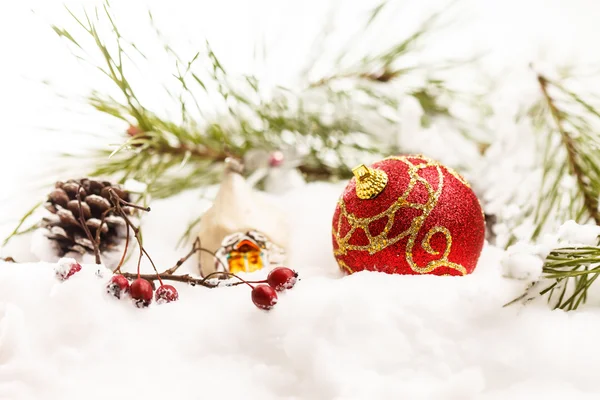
[119,271,267,288]
[165,237,201,274]
[107,188,163,285]
[537,74,600,224]
[119,271,242,288]
[2,201,43,247]
[95,207,115,248]
[115,216,130,274]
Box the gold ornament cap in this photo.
[352,164,388,199]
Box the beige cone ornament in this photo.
[197,158,289,277]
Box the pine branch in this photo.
[49,0,481,200]
[505,71,600,245]
[537,74,600,225]
[511,245,600,311]
[1,201,44,247]
[504,72,600,310]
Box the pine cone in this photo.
[40,178,133,257]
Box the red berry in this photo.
[66,263,82,278]
[106,274,130,299]
[130,278,154,308]
[267,267,298,291]
[269,150,285,167]
[55,258,82,281]
[155,284,179,304]
[251,284,278,310]
[126,125,143,137]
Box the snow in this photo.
[3,0,600,399]
[501,244,544,281]
[557,220,600,246]
[2,185,600,399]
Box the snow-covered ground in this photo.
[2,184,600,400]
[3,0,600,399]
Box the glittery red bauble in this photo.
[331,155,485,276]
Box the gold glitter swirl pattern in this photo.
[333,155,467,275]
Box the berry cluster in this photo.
[107,275,179,307]
[54,258,179,308]
[248,266,298,310]
[54,258,297,311]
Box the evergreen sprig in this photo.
[50,0,478,199]
[541,245,600,310]
[506,72,600,246]
[507,244,600,311]
[506,71,600,310]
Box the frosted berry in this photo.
[269,150,285,167]
[155,284,179,304]
[251,284,278,310]
[55,258,82,281]
[107,275,130,299]
[126,125,143,137]
[130,278,153,308]
[267,267,298,291]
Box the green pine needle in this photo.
[2,201,44,247]
[540,245,600,310]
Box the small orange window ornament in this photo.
[213,230,285,275]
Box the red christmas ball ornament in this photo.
[130,278,154,307]
[251,284,278,310]
[155,284,179,304]
[107,274,130,299]
[267,267,298,291]
[331,155,485,276]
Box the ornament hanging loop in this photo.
[352,164,388,199]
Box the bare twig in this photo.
[119,271,267,288]
[95,207,115,249]
[119,271,226,288]
[115,219,129,274]
[165,237,201,274]
[107,188,163,284]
